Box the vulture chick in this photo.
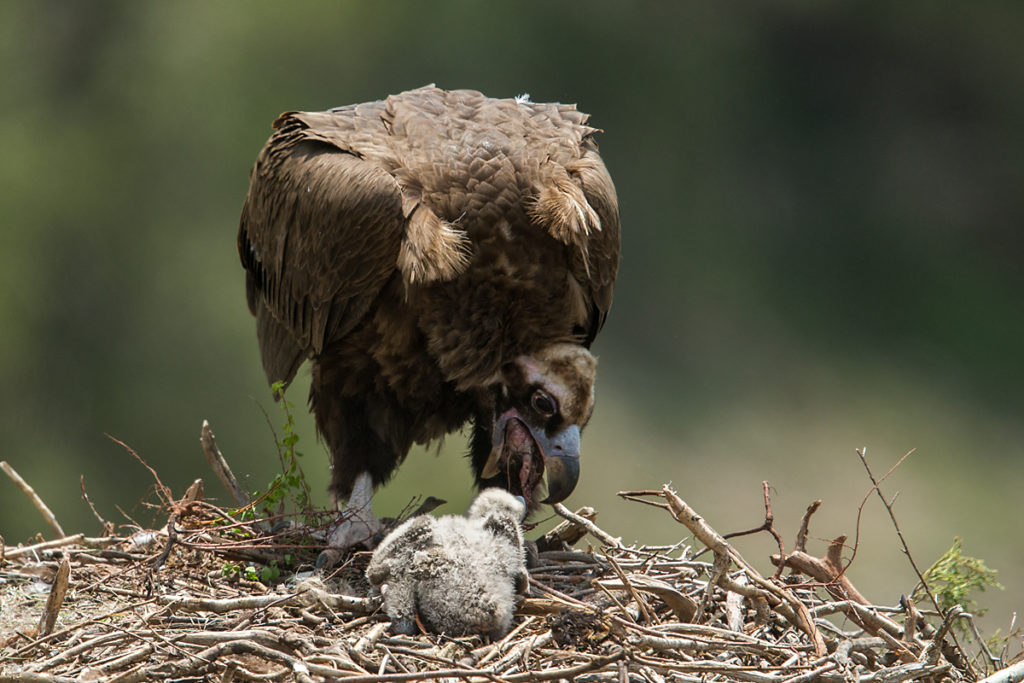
[238,86,619,550]
[366,488,528,638]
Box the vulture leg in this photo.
[316,471,383,569]
[328,471,382,547]
[311,352,407,561]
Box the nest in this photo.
[0,431,1017,682]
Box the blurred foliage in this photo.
[1,0,1022,632]
[917,537,1002,618]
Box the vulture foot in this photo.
[316,472,383,569]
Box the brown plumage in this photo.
[238,86,619,548]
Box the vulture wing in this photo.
[238,104,406,387]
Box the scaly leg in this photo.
[329,471,382,548]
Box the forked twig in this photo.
[856,447,974,675]
[722,481,786,578]
[846,447,915,576]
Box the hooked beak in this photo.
[481,409,581,506]
[531,424,580,504]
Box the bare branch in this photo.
[1,460,66,538]
[200,420,251,507]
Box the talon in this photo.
[316,548,343,571]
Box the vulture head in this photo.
[475,344,596,510]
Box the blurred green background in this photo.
[2,2,1021,639]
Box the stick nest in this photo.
[1,475,1002,683]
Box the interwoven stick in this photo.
[657,485,828,656]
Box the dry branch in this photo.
[1,461,65,538]
[551,502,621,547]
[200,420,250,507]
[977,660,1024,683]
[157,585,374,615]
[2,535,86,560]
[640,484,828,656]
[535,505,597,551]
[36,558,70,636]
[771,537,872,619]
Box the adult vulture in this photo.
[238,86,619,550]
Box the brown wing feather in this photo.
[571,143,620,345]
[238,115,405,386]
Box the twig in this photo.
[596,574,698,622]
[856,448,974,674]
[854,449,932,602]
[28,632,126,671]
[0,673,79,682]
[92,645,155,675]
[845,448,917,578]
[657,485,827,656]
[724,573,746,631]
[794,500,822,553]
[617,489,671,511]
[976,660,1024,683]
[901,594,919,644]
[200,420,250,507]
[79,476,111,532]
[922,605,965,664]
[10,598,159,658]
[178,639,354,680]
[770,535,870,605]
[779,660,838,683]
[551,503,621,547]
[150,511,179,571]
[105,434,174,507]
[403,495,447,520]
[1,460,65,537]
[535,506,597,552]
[2,534,86,560]
[722,482,786,576]
[37,557,71,636]
[158,588,374,614]
[605,554,658,624]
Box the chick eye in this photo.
[531,390,557,417]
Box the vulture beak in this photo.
[482,409,581,506]
[532,423,580,504]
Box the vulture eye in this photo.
[531,390,557,417]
